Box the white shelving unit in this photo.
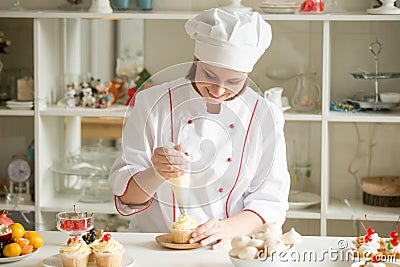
[0,10,399,234]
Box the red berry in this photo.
[392,238,399,246]
[367,228,375,236]
[102,233,111,242]
[390,231,399,239]
[364,235,372,243]
[371,255,380,263]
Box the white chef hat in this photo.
[185,8,272,73]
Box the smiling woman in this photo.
[109,7,290,250]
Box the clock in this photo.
[7,155,32,183]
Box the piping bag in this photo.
[166,142,190,215]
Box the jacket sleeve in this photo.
[108,91,155,215]
[242,102,290,225]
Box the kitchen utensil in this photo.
[221,0,253,12]
[167,142,190,215]
[380,92,400,103]
[288,190,321,210]
[264,87,283,108]
[136,0,152,10]
[367,0,400,14]
[292,72,321,113]
[348,39,400,111]
[89,0,113,13]
[56,211,94,236]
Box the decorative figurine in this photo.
[81,87,96,108]
[65,84,76,108]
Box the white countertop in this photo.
[0,232,361,267]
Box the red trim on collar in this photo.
[225,99,259,218]
[242,209,266,224]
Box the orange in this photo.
[3,243,22,257]
[10,223,25,240]
[14,237,29,247]
[23,231,44,249]
[20,244,33,255]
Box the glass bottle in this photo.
[292,72,321,113]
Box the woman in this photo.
[109,8,290,249]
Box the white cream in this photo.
[281,227,303,245]
[238,246,258,260]
[231,235,251,249]
[358,233,381,255]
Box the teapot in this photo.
[292,72,321,113]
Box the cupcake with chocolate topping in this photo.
[171,213,198,244]
[90,232,124,267]
[59,236,91,267]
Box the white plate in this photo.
[0,248,39,263]
[288,190,320,210]
[42,253,135,267]
[281,106,291,112]
[6,100,33,105]
[6,105,33,110]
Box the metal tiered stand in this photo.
[347,39,400,111]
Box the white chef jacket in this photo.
[109,77,290,233]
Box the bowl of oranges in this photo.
[0,210,43,263]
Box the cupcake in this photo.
[90,233,124,267]
[171,213,197,244]
[59,236,91,267]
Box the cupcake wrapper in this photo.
[61,253,90,267]
[94,251,124,267]
[171,230,193,244]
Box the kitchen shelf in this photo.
[1,10,400,21]
[328,110,400,123]
[287,208,321,219]
[40,104,127,117]
[0,107,34,116]
[40,193,116,214]
[284,112,322,121]
[0,199,36,212]
[327,198,399,221]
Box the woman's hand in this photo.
[151,145,188,180]
[189,219,235,250]
[189,211,264,250]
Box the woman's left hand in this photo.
[189,219,235,250]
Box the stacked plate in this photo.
[6,99,34,110]
[259,0,300,13]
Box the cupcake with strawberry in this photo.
[90,232,124,267]
[59,236,91,267]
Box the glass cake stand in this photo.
[347,39,400,111]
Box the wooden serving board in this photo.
[155,233,201,250]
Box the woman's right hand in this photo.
[151,145,188,180]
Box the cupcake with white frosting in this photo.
[171,213,198,244]
[59,236,91,267]
[90,232,124,267]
